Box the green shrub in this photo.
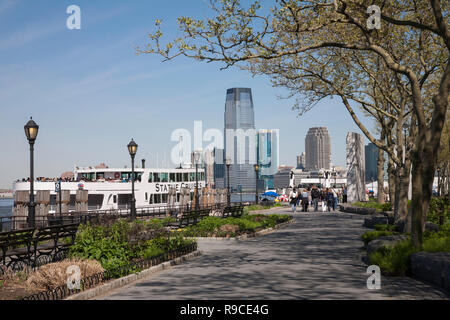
[70,220,196,277]
[353,200,391,211]
[426,197,450,225]
[374,224,397,232]
[369,240,417,276]
[361,230,398,246]
[368,226,450,276]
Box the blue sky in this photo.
[0,0,371,189]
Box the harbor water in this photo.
[0,198,13,218]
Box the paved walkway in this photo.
[98,207,449,300]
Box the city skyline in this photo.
[0,0,370,189]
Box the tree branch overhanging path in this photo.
[139,0,450,249]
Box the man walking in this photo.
[311,185,320,212]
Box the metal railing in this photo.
[0,202,247,232]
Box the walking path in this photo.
[98,207,449,300]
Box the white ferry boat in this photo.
[13,166,205,212]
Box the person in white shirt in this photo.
[289,188,298,212]
[331,186,338,210]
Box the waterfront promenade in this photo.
[97,207,449,300]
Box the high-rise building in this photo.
[213,148,225,189]
[224,88,257,192]
[296,152,306,169]
[365,143,378,182]
[257,129,279,190]
[305,127,331,170]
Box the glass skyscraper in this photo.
[224,88,257,193]
[257,129,279,190]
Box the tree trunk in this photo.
[388,159,396,214]
[397,161,411,232]
[377,138,385,204]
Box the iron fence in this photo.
[0,202,242,232]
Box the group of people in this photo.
[288,185,347,213]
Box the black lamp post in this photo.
[226,157,231,206]
[254,164,259,205]
[194,151,201,211]
[24,117,39,228]
[127,139,138,220]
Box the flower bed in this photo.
[0,218,197,300]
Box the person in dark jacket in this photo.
[326,188,334,212]
[311,185,320,212]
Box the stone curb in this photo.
[65,250,202,300]
[186,219,294,241]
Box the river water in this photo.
[0,198,13,217]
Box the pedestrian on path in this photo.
[301,188,310,212]
[311,185,320,212]
[289,188,298,213]
[331,186,338,210]
[326,188,334,212]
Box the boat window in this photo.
[176,173,182,182]
[153,173,160,182]
[96,173,105,180]
[50,195,56,206]
[121,173,130,180]
[88,195,104,209]
[149,194,153,204]
[200,172,205,181]
[160,173,169,183]
[183,173,189,182]
[161,194,167,203]
[189,172,195,181]
[176,193,180,202]
[154,194,161,204]
[118,194,132,205]
[169,173,176,182]
[113,195,117,204]
[148,173,154,183]
[145,193,148,201]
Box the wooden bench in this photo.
[169,208,211,228]
[32,223,80,267]
[223,205,244,218]
[0,223,80,271]
[0,228,35,271]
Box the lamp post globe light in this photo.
[225,157,231,206]
[127,139,138,220]
[24,117,39,228]
[194,150,201,211]
[254,163,259,205]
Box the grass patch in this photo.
[180,214,292,237]
[353,199,391,211]
[374,224,398,232]
[361,230,399,247]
